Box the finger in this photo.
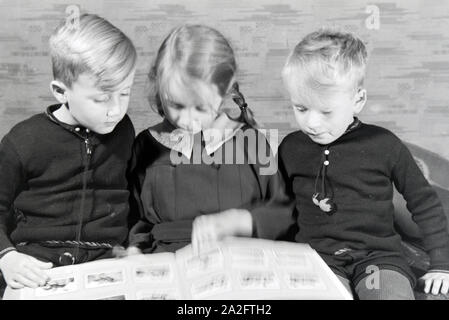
[191,220,200,256]
[424,279,432,294]
[112,246,127,258]
[441,280,449,295]
[14,273,40,288]
[198,231,211,256]
[193,218,203,255]
[198,220,215,255]
[30,258,53,270]
[204,235,218,252]
[27,261,51,281]
[196,224,206,256]
[126,246,142,256]
[420,273,431,281]
[204,228,217,248]
[24,265,49,286]
[431,279,443,295]
[191,235,198,256]
[8,279,25,289]
[198,223,213,256]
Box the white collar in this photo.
[149,113,244,159]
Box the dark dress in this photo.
[128,119,295,253]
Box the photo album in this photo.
[3,237,352,300]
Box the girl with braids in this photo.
[127,24,295,254]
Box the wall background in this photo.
[1,0,449,159]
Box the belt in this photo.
[16,240,114,265]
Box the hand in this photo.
[420,271,449,295]
[0,250,52,289]
[126,246,142,256]
[191,209,253,255]
[112,245,142,258]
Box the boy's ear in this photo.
[50,80,69,104]
[353,88,367,114]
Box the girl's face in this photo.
[161,76,223,133]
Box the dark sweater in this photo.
[279,121,449,271]
[0,104,135,259]
[128,123,295,253]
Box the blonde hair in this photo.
[49,13,137,90]
[148,24,256,127]
[282,28,367,94]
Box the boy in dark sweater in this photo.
[0,14,137,290]
[279,29,449,299]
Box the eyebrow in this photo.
[89,86,132,96]
[111,86,132,92]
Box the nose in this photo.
[178,109,203,130]
[176,109,193,129]
[106,96,122,118]
[305,111,322,132]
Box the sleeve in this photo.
[126,134,157,251]
[247,132,296,240]
[392,141,449,271]
[0,136,26,253]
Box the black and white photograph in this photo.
[0,0,449,308]
[134,264,172,283]
[135,289,180,300]
[35,275,77,297]
[85,270,125,288]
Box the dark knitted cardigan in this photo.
[279,119,449,271]
[0,104,135,260]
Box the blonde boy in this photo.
[279,29,449,299]
[0,14,137,290]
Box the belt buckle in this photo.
[59,252,75,265]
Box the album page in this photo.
[4,238,352,300]
[174,237,353,300]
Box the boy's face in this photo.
[54,71,135,134]
[285,79,366,145]
[162,77,223,133]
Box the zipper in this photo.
[73,132,93,263]
[84,138,92,163]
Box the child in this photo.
[278,28,449,299]
[128,24,294,255]
[0,13,137,290]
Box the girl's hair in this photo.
[148,24,257,127]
